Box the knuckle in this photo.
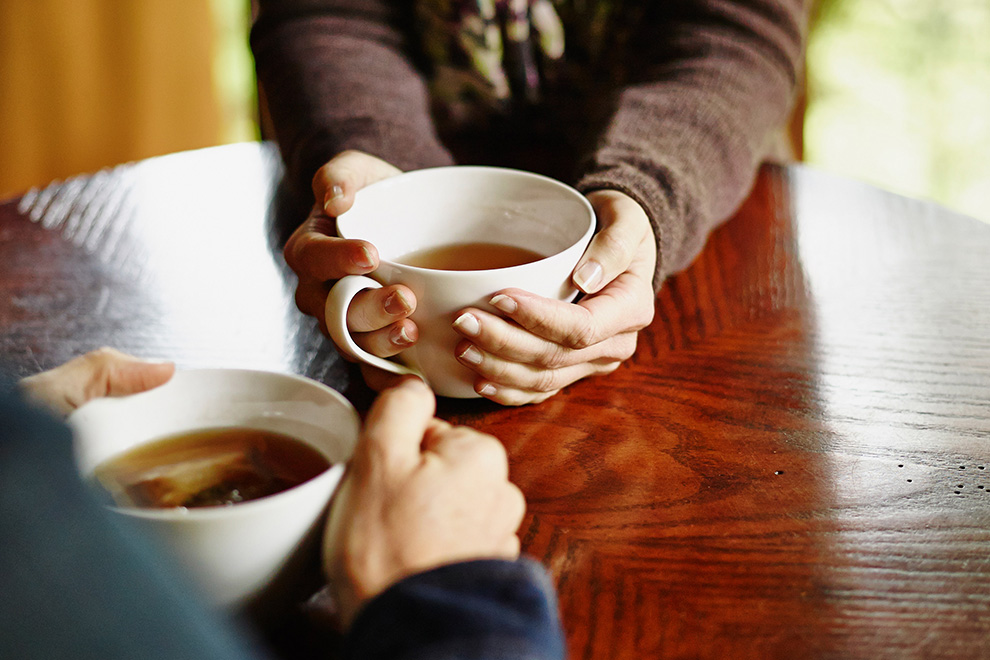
[527,389,558,405]
[295,235,320,266]
[616,334,638,360]
[482,357,513,384]
[563,317,598,349]
[536,344,570,369]
[282,235,298,268]
[597,360,622,376]
[506,483,526,519]
[503,536,522,558]
[294,286,320,317]
[84,347,121,374]
[635,296,656,329]
[311,165,335,199]
[293,286,307,310]
[467,434,509,471]
[89,346,117,360]
[348,300,375,331]
[595,226,630,260]
[487,329,514,354]
[532,368,562,393]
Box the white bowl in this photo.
[68,369,359,610]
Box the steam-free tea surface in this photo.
[396,242,545,271]
[93,427,331,509]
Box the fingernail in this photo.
[452,312,480,337]
[323,184,345,213]
[489,294,517,314]
[384,290,412,315]
[457,344,483,365]
[573,260,603,291]
[353,245,375,270]
[478,383,497,397]
[390,325,413,347]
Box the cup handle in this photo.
[325,276,422,379]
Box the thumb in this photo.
[19,348,175,416]
[312,150,403,217]
[573,190,651,294]
[103,357,176,398]
[356,377,435,475]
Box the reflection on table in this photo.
[2,142,989,659]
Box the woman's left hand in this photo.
[449,189,657,405]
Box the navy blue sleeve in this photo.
[0,381,271,660]
[1,375,565,660]
[343,558,566,660]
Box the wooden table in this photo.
[2,142,989,659]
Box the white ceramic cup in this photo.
[325,166,596,398]
[68,369,359,611]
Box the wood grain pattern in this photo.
[2,143,989,659]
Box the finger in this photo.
[461,348,621,397]
[453,300,641,366]
[473,379,560,406]
[346,285,416,333]
[501,535,522,559]
[452,307,575,366]
[503,483,527,534]
[428,427,510,481]
[352,318,418,358]
[492,485,526,558]
[483,278,653,350]
[419,418,454,453]
[101,355,176,399]
[456,331,633,385]
[312,151,402,217]
[358,378,435,473]
[22,348,175,415]
[573,190,652,294]
[294,278,331,320]
[360,364,418,394]
[284,213,378,282]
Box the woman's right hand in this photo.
[283,150,419,360]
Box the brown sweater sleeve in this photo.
[575,0,809,288]
[251,0,809,289]
[251,0,455,200]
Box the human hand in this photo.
[283,150,419,358]
[17,347,176,417]
[322,378,525,629]
[450,189,657,405]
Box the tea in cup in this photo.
[325,166,596,398]
[68,368,359,612]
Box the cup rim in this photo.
[68,368,359,522]
[336,165,596,275]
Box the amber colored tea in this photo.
[396,242,545,271]
[92,427,331,509]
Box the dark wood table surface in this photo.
[2,142,989,659]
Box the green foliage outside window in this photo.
[805,0,990,222]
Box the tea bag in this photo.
[102,446,290,508]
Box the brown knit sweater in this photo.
[251,0,809,289]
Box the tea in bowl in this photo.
[68,368,359,613]
[325,166,596,398]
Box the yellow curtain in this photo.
[0,0,223,198]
